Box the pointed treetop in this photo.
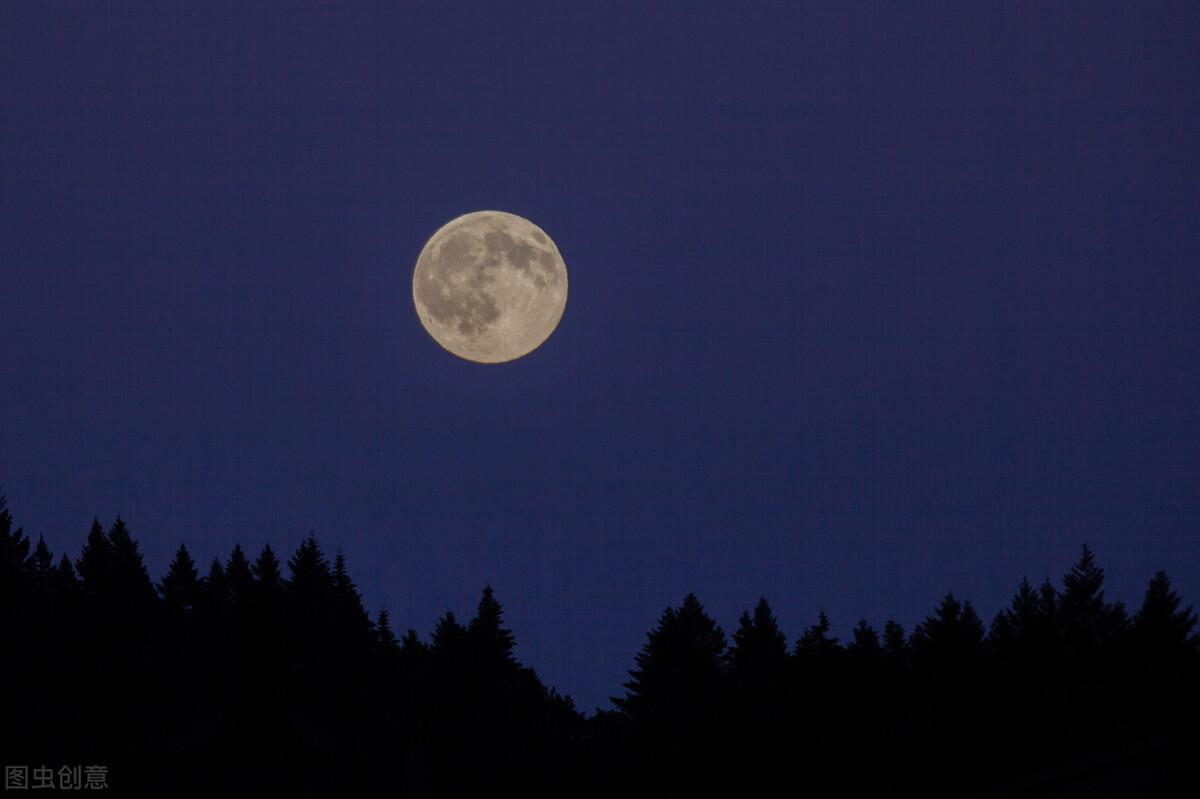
[911,593,985,663]
[76,518,112,586]
[613,593,726,720]
[253,543,282,588]
[287,535,333,595]
[1134,570,1199,654]
[29,535,54,576]
[159,544,200,611]
[226,544,254,600]
[376,608,398,648]
[795,609,839,655]
[432,610,468,655]
[728,597,787,676]
[883,619,908,659]
[849,619,882,655]
[469,584,517,665]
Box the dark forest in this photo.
[2,495,1196,797]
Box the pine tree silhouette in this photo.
[54,554,78,594]
[106,517,156,606]
[848,618,882,659]
[376,608,397,648]
[1059,545,1127,654]
[725,597,789,767]
[225,544,254,608]
[28,535,53,579]
[883,619,908,663]
[159,545,200,612]
[75,518,111,594]
[332,552,372,639]
[468,585,517,669]
[252,543,283,589]
[911,593,984,666]
[0,492,31,582]
[613,594,726,729]
[727,597,788,679]
[200,557,234,617]
[1134,571,1199,662]
[398,628,430,670]
[794,609,840,656]
[431,610,468,659]
[287,536,334,600]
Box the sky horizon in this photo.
[3,1,1198,712]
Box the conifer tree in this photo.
[911,593,984,666]
[794,610,839,656]
[106,517,156,605]
[613,594,726,727]
[225,544,254,607]
[28,535,53,575]
[848,618,882,657]
[159,545,200,612]
[1134,571,1199,661]
[376,608,398,648]
[332,552,372,637]
[431,611,468,658]
[75,518,112,593]
[883,619,908,663]
[54,554,78,593]
[0,494,31,612]
[252,543,283,589]
[727,597,788,681]
[398,627,431,672]
[1059,545,1126,652]
[287,536,334,599]
[468,585,517,670]
[200,558,231,616]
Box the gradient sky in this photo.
[3,2,1198,711]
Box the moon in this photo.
[413,211,568,363]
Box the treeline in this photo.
[1,495,1197,797]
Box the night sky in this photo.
[3,2,1198,712]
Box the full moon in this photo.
[413,211,568,363]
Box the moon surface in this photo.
[413,211,568,363]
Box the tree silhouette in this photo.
[613,594,726,732]
[106,517,155,607]
[848,618,882,657]
[431,610,468,661]
[332,552,372,639]
[159,545,200,612]
[0,492,31,582]
[225,544,254,608]
[200,558,231,616]
[468,585,517,670]
[727,597,788,680]
[882,618,908,663]
[1134,571,1199,658]
[74,518,111,594]
[28,535,53,582]
[794,609,839,656]
[287,536,334,603]
[252,543,283,589]
[2,495,1197,796]
[1059,544,1127,654]
[376,608,397,648]
[911,593,984,667]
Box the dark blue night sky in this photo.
[2,2,1197,711]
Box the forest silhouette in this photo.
[1,493,1196,797]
